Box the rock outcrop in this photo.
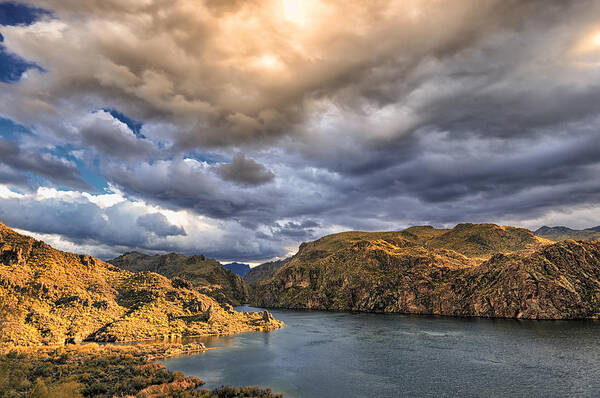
[110,252,250,306]
[0,222,283,346]
[252,223,600,319]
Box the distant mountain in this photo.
[110,252,249,305]
[252,223,600,319]
[223,262,251,277]
[534,226,600,242]
[535,226,576,235]
[0,222,282,346]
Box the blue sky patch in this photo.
[0,2,50,26]
[43,144,109,192]
[183,150,224,165]
[73,157,109,192]
[0,44,40,83]
[0,117,32,140]
[105,109,145,138]
[0,2,49,83]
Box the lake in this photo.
[161,305,600,397]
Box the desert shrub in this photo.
[0,346,284,398]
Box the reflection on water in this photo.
[162,306,600,398]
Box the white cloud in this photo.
[0,183,288,261]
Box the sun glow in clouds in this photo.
[571,30,600,66]
[281,0,317,26]
[254,54,283,70]
[574,30,600,52]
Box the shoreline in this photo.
[247,303,600,321]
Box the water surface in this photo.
[162,306,600,397]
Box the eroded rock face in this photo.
[252,224,600,319]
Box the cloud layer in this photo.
[0,0,600,261]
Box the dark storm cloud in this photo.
[136,213,186,237]
[76,111,154,161]
[284,122,600,230]
[104,158,284,223]
[216,153,275,186]
[0,197,151,248]
[0,165,23,185]
[0,137,91,190]
[272,220,320,239]
[350,127,600,204]
[0,192,288,261]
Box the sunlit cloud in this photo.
[280,0,324,26]
[253,54,284,70]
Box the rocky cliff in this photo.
[110,252,250,305]
[0,222,283,346]
[252,223,600,319]
[245,259,289,287]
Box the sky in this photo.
[0,0,600,262]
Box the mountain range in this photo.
[250,223,600,319]
[534,225,600,242]
[3,218,600,350]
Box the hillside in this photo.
[245,259,289,287]
[535,226,600,242]
[0,222,283,346]
[110,252,249,305]
[423,223,552,257]
[251,223,600,319]
[223,262,251,277]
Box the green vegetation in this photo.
[110,252,249,306]
[0,344,282,397]
[423,223,552,258]
[252,223,600,319]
